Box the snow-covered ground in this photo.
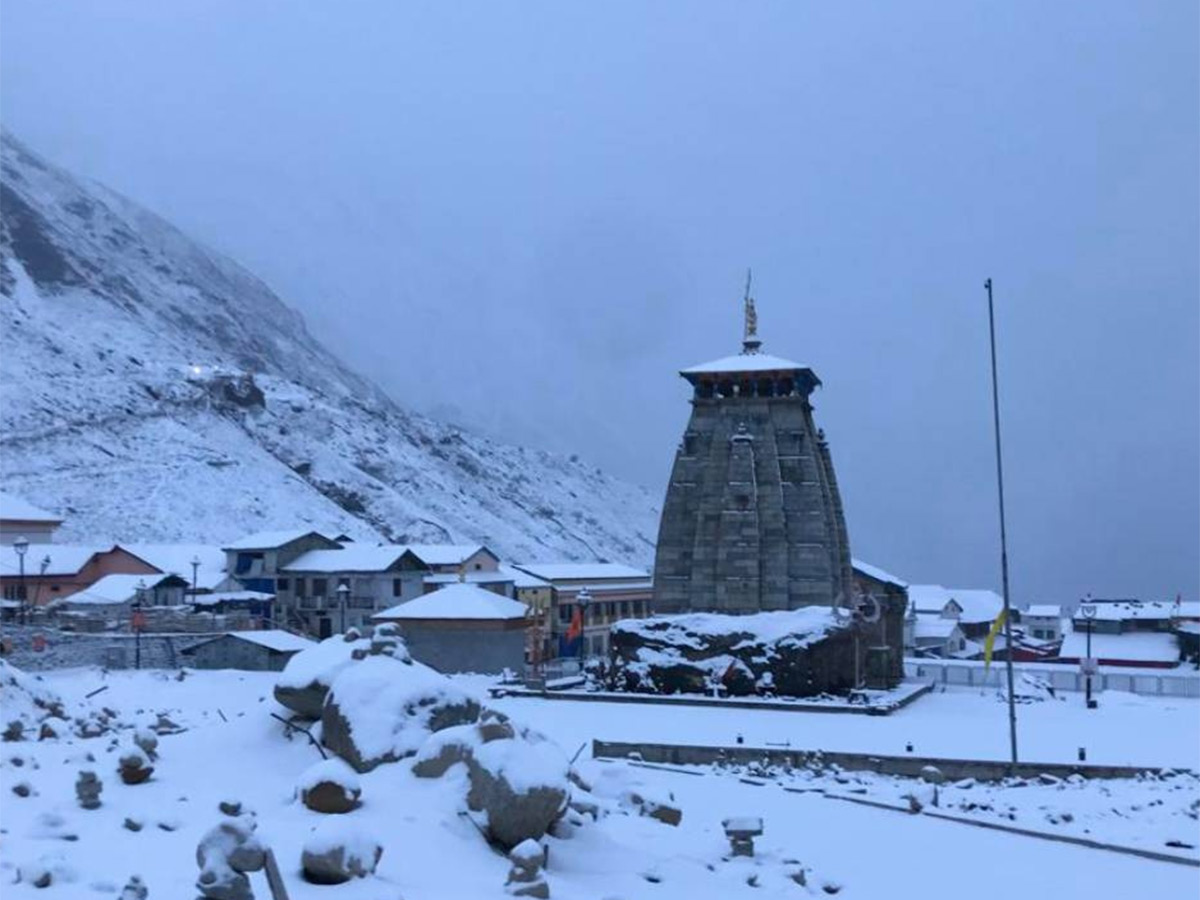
[482,681,1200,770]
[2,665,1197,899]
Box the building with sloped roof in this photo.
[372,583,528,674]
[0,492,63,545]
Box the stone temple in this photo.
[653,290,854,615]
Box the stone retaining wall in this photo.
[592,739,1180,782]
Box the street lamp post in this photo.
[576,588,591,675]
[337,582,349,635]
[1081,603,1098,709]
[134,579,147,670]
[13,535,29,626]
[190,555,201,596]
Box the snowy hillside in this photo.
[0,134,658,562]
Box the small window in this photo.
[558,604,573,624]
[392,578,403,597]
[277,578,290,591]
[312,578,328,597]
[474,563,482,571]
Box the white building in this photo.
[0,492,63,545]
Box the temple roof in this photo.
[681,352,813,377]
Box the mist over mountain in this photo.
[0,133,659,562]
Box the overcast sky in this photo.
[2,2,1196,602]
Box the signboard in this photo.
[1080,657,1100,676]
[131,610,147,632]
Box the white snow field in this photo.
[1,666,1197,899]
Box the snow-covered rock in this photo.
[321,654,481,772]
[413,713,570,850]
[300,819,382,884]
[609,608,851,697]
[0,660,67,741]
[274,631,375,719]
[0,133,657,564]
[195,816,265,900]
[297,757,361,814]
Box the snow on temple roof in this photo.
[512,562,650,583]
[852,558,908,588]
[373,583,528,620]
[284,545,413,573]
[680,352,810,376]
[0,492,62,523]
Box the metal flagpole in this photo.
[985,277,1019,768]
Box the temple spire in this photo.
[742,268,762,354]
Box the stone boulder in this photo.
[118,747,154,785]
[608,609,859,698]
[300,820,381,884]
[298,758,362,814]
[274,631,375,719]
[321,654,480,772]
[413,716,569,850]
[195,816,265,900]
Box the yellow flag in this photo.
[983,608,1007,673]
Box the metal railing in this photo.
[905,658,1200,698]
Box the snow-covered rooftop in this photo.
[118,543,227,589]
[1076,600,1200,622]
[0,544,107,577]
[852,558,908,588]
[1059,630,1180,664]
[401,544,495,567]
[680,352,810,376]
[909,585,1004,624]
[497,564,550,589]
[0,491,62,523]
[223,529,332,551]
[373,583,529,621]
[224,630,315,653]
[1022,604,1063,619]
[60,573,155,605]
[513,562,650,583]
[283,545,412,573]
[914,616,960,640]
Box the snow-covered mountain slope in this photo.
[0,134,658,563]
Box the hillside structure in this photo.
[653,286,854,615]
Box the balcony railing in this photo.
[294,596,376,611]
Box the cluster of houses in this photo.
[901,573,1199,669]
[2,491,1196,674]
[0,492,654,673]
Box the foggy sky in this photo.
[2,1,1197,602]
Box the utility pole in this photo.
[985,277,1019,769]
